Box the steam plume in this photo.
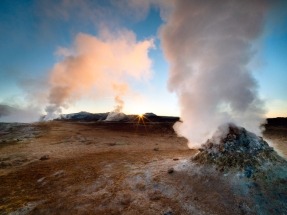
[0,104,11,118]
[44,29,154,120]
[112,83,128,113]
[0,103,40,123]
[160,0,268,148]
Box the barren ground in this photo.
[0,121,286,215]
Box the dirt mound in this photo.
[193,123,286,175]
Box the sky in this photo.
[0,0,286,123]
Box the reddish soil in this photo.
[0,121,286,214]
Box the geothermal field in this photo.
[1,0,287,214]
[0,114,286,215]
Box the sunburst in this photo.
[136,114,147,124]
[135,113,150,132]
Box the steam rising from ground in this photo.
[0,104,40,123]
[160,0,268,148]
[44,29,153,120]
[105,84,127,121]
[113,84,128,113]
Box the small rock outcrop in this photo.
[193,123,286,175]
[40,155,50,161]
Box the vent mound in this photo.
[193,123,286,176]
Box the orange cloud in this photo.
[45,29,154,119]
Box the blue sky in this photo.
[253,3,287,117]
[0,0,286,118]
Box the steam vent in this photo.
[193,123,287,178]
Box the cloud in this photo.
[45,28,154,119]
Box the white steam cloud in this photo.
[44,29,154,120]
[160,0,268,148]
[0,103,41,123]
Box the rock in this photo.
[52,170,65,177]
[153,147,159,151]
[37,177,45,183]
[173,158,179,161]
[244,166,254,178]
[40,155,50,161]
[168,168,174,174]
[163,211,173,215]
[192,123,286,176]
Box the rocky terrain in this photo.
[193,123,285,172]
[193,123,287,214]
[0,117,286,214]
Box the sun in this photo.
[136,113,148,124]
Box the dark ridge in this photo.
[50,112,179,123]
[142,115,179,123]
[40,111,286,125]
[57,112,109,121]
[266,117,287,127]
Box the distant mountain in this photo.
[143,113,180,122]
[143,113,157,117]
[43,112,287,125]
[53,111,180,123]
[58,112,109,121]
[266,117,287,127]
